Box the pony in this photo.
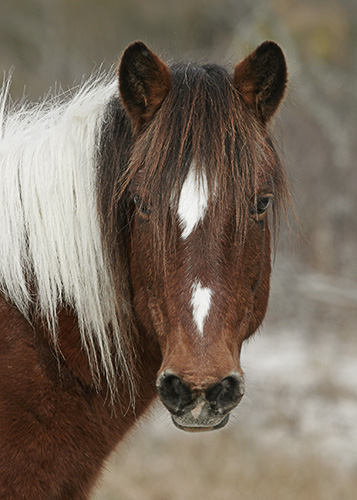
[0,40,289,499]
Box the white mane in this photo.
[0,73,129,393]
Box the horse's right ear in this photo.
[119,42,171,131]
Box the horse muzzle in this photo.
[171,397,230,432]
[156,370,244,432]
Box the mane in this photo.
[0,72,134,396]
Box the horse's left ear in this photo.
[119,41,171,131]
[234,41,287,125]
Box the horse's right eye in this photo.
[133,194,151,216]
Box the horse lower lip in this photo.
[171,414,229,432]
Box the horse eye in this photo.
[251,196,272,218]
[257,197,271,214]
[133,194,151,216]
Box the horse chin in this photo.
[171,414,230,433]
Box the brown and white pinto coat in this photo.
[0,41,288,498]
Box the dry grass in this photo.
[95,424,356,500]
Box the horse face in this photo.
[120,41,287,431]
[128,165,273,431]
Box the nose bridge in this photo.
[175,248,218,338]
[159,213,239,388]
[179,225,235,343]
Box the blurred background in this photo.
[1,0,356,498]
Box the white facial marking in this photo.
[177,163,209,239]
[191,280,213,336]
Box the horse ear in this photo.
[119,41,171,131]
[234,41,287,125]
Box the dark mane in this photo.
[97,97,137,381]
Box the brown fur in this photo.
[0,41,288,498]
[0,296,161,499]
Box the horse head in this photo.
[118,41,288,431]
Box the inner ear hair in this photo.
[234,41,287,125]
[119,41,171,131]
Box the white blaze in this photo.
[177,164,209,239]
[191,280,213,336]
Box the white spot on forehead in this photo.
[191,280,213,336]
[177,163,209,239]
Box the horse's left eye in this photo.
[133,194,151,216]
[251,196,272,218]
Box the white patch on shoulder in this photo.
[177,163,209,239]
[191,280,213,336]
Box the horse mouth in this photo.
[171,413,230,432]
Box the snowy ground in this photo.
[245,256,357,472]
[240,325,357,471]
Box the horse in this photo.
[0,40,289,499]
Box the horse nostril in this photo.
[156,372,193,415]
[205,373,244,413]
